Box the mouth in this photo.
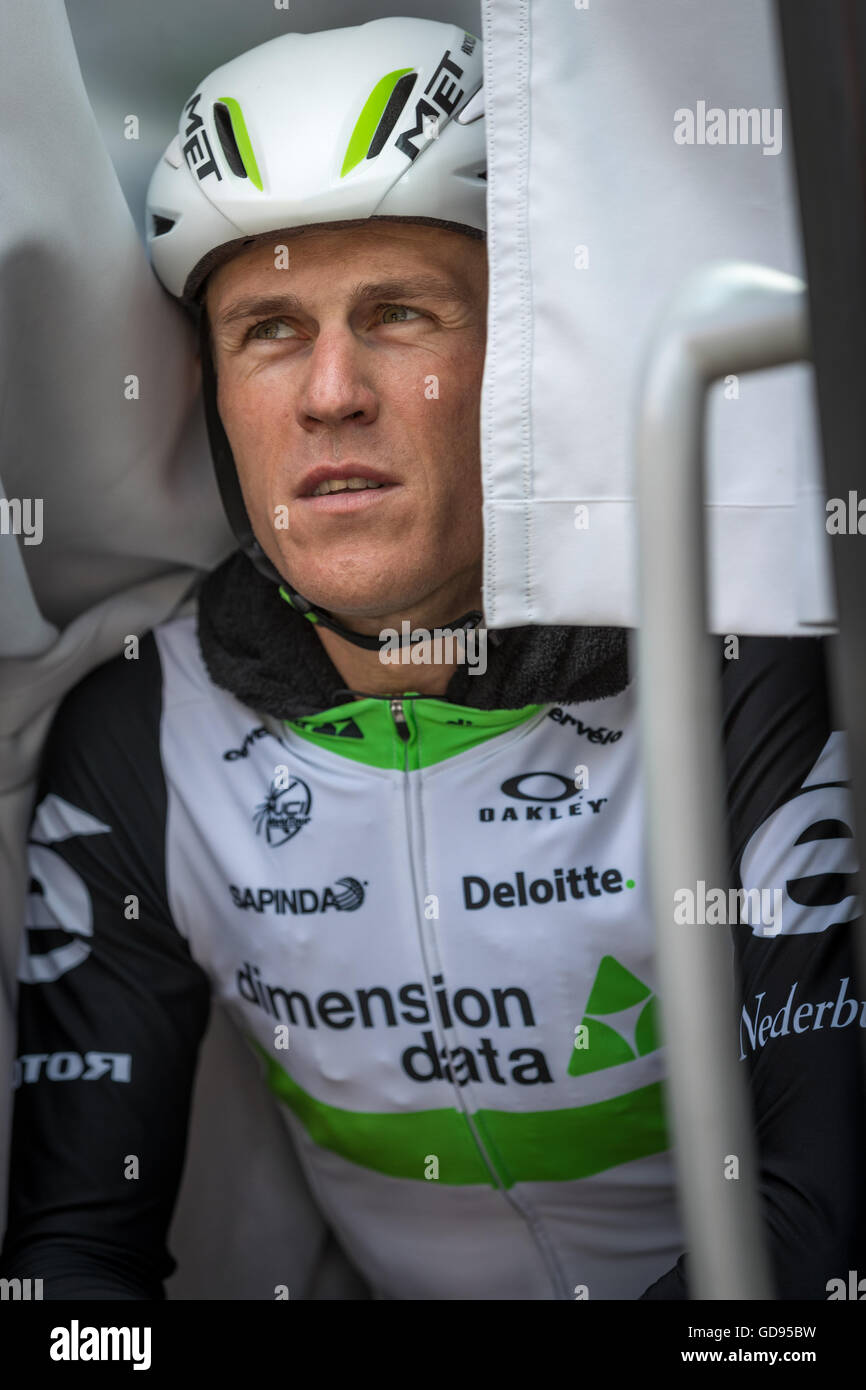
[297,465,399,511]
[310,476,387,497]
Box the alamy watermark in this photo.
[827,491,866,534]
[49,1322,151,1370]
[674,881,783,935]
[379,621,487,676]
[0,497,43,545]
[827,1270,866,1299]
[674,101,782,157]
[0,1277,43,1300]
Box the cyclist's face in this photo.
[206,223,487,624]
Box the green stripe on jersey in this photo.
[255,1043,669,1187]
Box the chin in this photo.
[318,591,411,620]
[278,556,420,615]
[280,573,407,618]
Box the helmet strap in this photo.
[278,584,484,652]
[199,310,284,586]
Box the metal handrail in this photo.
[635,260,810,1300]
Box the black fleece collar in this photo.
[196,551,630,719]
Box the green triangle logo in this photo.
[569,956,661,1077]
[586,955,650,1013]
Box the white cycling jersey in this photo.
[2,557,863,1300]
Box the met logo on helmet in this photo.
[182,93,222,183]
[396,49,467,161]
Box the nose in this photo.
[296,327,379,434]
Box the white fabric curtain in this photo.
[480,0,835,634]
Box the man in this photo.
[1,17,864,1300]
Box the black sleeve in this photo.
[0,635,211,1299]
[641,636,866,1300]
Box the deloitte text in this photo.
[238,963,553,1085]
[739,977,866,1060]
[464,865,631,910]
[379,622,487,675]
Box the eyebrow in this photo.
[214,275,469,329]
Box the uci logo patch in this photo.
[253,773,312,847]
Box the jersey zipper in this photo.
[390,696,500,1186]
[389,693,570,1298]
[389,697,410,743]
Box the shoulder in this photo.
[46,609,219,741]
[720,635,835,862]
[32,611,237,935]
[40,611,221,810]
[720,634,830,743]
[43,629,165,792]
[720,636,858,937]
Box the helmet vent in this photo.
[213,102,247,179]
[341,67,416,177]
[367,72,418,158]
[151,214,176,237]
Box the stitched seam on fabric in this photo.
[517,0,535,621]
[481,1,498,625]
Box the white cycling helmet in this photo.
[146,16,486,304]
